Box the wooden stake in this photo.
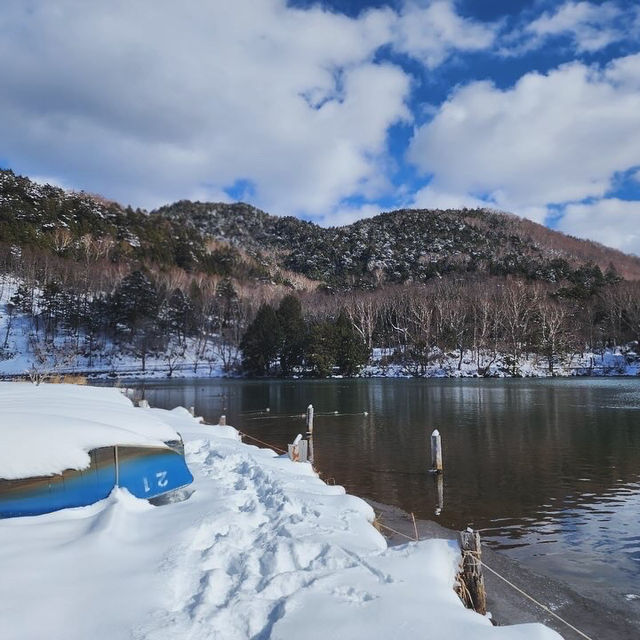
[434,473,444,516]
[306,404,314,464]
[411,512,419,541]
[306,404,314,435]
[458,529,487,615]
[430,429,443,473]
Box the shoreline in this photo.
[366,498,639,640]
[2,368,639,382]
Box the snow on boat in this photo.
[0,441,194,518]
[0,383,194,518]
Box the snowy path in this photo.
[0,385,561,639]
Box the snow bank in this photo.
[0,383,178,479]
[0,385,562,639]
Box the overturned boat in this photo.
[0,383,194,518]
[0,441,194,518]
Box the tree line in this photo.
[1,240,639,377]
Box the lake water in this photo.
[120,377,640,612]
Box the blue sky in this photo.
[1,1,640,253]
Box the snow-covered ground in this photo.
[363,347,640,378]
[0,383,561,639]
[0,276,638,380]
[0,276,233,379]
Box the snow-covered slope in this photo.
[0,384,560,640]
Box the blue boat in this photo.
[0,439,194,518]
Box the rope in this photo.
[375,520,418,541]
[373,519,594,640]
[479,560,594,640]
[245,414,305,420]
[245,411,368,420]
[237,431,288,455]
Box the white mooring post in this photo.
[288,433,308,463]
[306,404,314,435]
[219,414,226,426]
[306,404,314,464]
[431,429,443,473]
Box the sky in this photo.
[1,1,640,253]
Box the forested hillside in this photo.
[1,168,639,379]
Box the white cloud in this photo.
[392,1,497,69]
[0,0,501,219]
[410,185,487,210]
[557,198,640,255]
[0,0,411,215]
[408,54,640,222]
[525,1,624,53]
[318,203,383,228]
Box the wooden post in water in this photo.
[430,429,443,473]
[458,529,487,615]
[306,404,314,464]
[306,404,314,435]
[219,414,226,426]
[434,473,444,516]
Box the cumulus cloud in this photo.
[557,198,640,255]
[392,1,497,69]
[0,0,508,217]
[410,185,488,211]
[0,0,409,213]
[0,0,502,218]
[408,54,640,222]
[525,1,626,53]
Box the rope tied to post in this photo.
[372,517,595,640]
[237,431,288,455]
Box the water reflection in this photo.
[120,377,640,604]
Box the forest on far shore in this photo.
[2,245,639,379]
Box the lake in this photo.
[120,377,640,614]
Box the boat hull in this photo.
[0,445,194,518]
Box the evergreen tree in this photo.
[306,320,336,377]
[276,294,305,376]
[240,303,281,375]
[161,288,194,343]
[111,270,159,335]
[215,278,238,327]
[334,310,369,376]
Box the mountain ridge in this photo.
[2,168,640,289]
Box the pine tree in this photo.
[240,303,281,375]
[276,294,305,376]
[111,270,159,335]
[306,320,336,377]
[334,310,369,376]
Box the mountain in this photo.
[155,199,640,290]
[2,168,640,291]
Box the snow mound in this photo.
[0,383,179,479]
